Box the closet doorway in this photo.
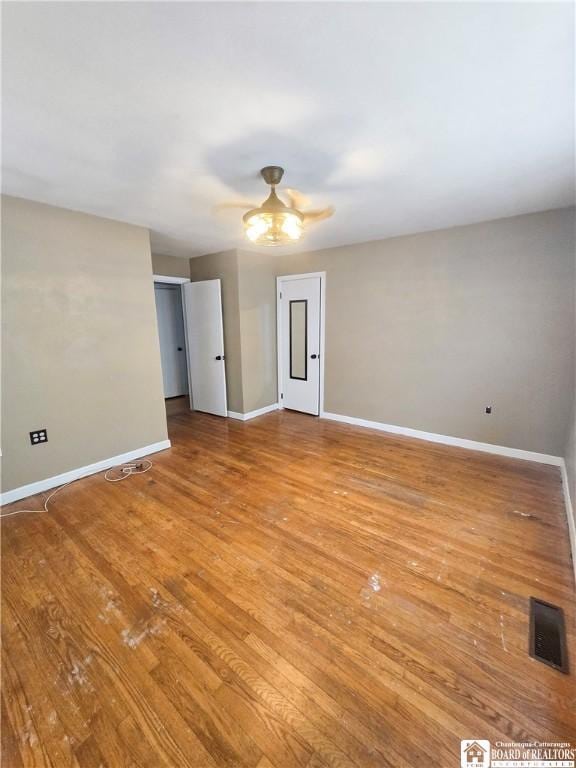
[153,275,228,418]
[154,277,189,415]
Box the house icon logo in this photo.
[461,740,490,768]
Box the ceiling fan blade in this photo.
[214,201,257,213]
[284,188,310,209]
[303,206,335,224]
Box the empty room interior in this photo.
[1,2,575,767]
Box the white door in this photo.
[182,279,228,417]
[154,284,189,398]
[278,275,322,415]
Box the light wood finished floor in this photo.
[2,410,575,767]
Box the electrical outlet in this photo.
[485,406,492,414]
[30,429,48,445]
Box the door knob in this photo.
[215,355,225,360]
[311,354,319,359]
[177,347,183,351]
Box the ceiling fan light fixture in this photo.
[243,191,304,246]
[245,218,268,242]
[281,212,303,240]
[240,166,332,246]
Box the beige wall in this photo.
[188,209,574,452]
[189,250,243,412]
[237,250,278,413]
[152,252,191,279]
[1,196,168,492]
[273,208,574,455]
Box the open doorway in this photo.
[153,275,229,418]
[154,276,190,416]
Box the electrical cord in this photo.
[0,460,153,519]
[0,481,76,518]
[104,460,153,482]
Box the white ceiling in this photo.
[3,2,574,259]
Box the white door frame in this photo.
[276,272,326,416]
[153,274,194,410]
[153,274,190,285]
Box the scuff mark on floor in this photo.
[149,588,169,611]
[121,618,165,649]
[150,586,183,614]
[96,586,122,622]
[360,571,384,606]
[66,654,94,691]
[368,573,382,592]
[499,614,508,652]
[19,719,38,748]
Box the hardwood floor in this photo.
[2,410,575,767]
[165,396,189,417]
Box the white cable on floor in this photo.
[0,481,77,519]
[104,460,153,482]
[0,460,153,519]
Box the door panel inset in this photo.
[289,300,308,381]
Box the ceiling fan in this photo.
[226,166,334,247]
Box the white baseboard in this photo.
[0,440,172,506]
[321,411,563,466]
[560,460,576,587]
[228,403,279,421]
